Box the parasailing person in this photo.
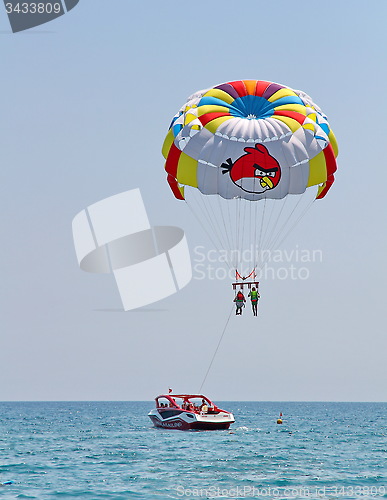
[248,287,260,316]
[233,290,246,315]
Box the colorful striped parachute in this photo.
[162,80,338,278]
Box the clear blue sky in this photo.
[1,0,386,402]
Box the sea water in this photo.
[0,402,386,499]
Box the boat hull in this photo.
[148,410,234,431]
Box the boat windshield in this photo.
[156,396,178,408]
[156,395,218,413]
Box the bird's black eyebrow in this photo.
[253,164,278,173]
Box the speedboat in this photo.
[148,393,235,430]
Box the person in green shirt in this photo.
[248,287,260,316]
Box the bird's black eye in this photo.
[253,163,278,177]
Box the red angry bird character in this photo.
[221,143,281,194]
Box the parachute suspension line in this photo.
[242,198,249,271]
[253,195,259,270]
[207,194,239,273]
[274,197,316,251]
[266,193,308,253]
[260,197,278,250]
[185,197,221,252]
[226,198,237,269]
[239,198,249,276]
[185,195,236,274]
[238,198,248,276]
[237,199,243,272]
[184,200,232,274]
[200,195,231,260]
[198,304,234,393]
[247,199,253,276]
[234,199,239,273]
[262,196,289,253]
[197,156,227,255]
[258,193,316,272]
[256,196,267,272]
[186,195,231,271]
[249,198,253,258]
[216,194,234,267]
[236,198,240,272]
[189,163,231,267]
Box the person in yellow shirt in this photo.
[248,287,260,316]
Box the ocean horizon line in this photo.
[1,399,386,403]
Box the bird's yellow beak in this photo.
[260,176,274,189]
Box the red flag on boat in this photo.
[168,388,172,393]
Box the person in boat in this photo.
[248,287,260,316]
[233,290,246,315]
[200,399,208,413]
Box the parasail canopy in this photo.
[163,79,338,202]
[162,80,338,279]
